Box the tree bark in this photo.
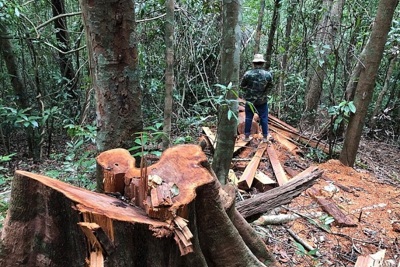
[1,145,274,266]
[264,0,281,70]
[212,0,241,184]
[304,0,344,117]
[237,166,322,219]
[80,0,142,153]
[339,0,399,167]
[162,0,175,150]
[369,53,397,131]
[253,0,266,55]
[52,0,79,104]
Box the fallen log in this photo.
[236,166,323,219]
[0,145,274,267]
[307,186,357,227]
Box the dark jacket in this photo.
[240,68,273,105]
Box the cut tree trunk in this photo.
[236,166,323,219]
[0,145,274,267]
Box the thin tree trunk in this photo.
[212,0,241,184]
[52,0,79,112]
[265,0,281,70]
[304,0,344,116]
[253,0,265,55]
[163,0,175,150]
[339,0,399,167]
[0,23,37,159]
[369,53,397,131]
[276,0,295,117]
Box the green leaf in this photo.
[348,102,356,113]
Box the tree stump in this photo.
[0,144,274,267]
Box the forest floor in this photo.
[235,136,400,267]
[0,134,399,267]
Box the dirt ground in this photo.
[235,136,400,267]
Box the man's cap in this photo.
[252,54,266,63]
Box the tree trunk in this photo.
[80,0,143,154]
[212,0,241,184]
[369,53,397,131]
[162,0,175,150]
[253,0,266,55]
[52,0,79,107]
[264,0,281,70]
[0,145,274,266]
[304,0,344,117]
[339,0,399,167]
[276,0,294,117]
[0,23,37,159]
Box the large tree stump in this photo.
[0,145,274,267]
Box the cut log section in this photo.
[237,166,323,219]
[0,145,273,267]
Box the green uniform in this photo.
[240,68,273,105]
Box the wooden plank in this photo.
[273,133,302,155]
[254,171,276,185]
[354,250,386,267]
[253,171,276,192]
[234,138,249,153]
[266,144,289,186]
[314,197,357,227]
[237,143,268,190]
[202,127,216,148]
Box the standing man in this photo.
[240,54,273,142]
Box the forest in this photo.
[0,0,400,266]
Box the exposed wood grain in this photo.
[266,144,289,186]
[237,167,322,219]
[237,143,268,190]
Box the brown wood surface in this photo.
[1,145,274,267]
[314,197,357,227]
[237,142,268,190]
[266,143,289,186]
[236,166,323,219]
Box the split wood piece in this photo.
[237,142,268,190]
[273,132,302,156]
[78,222,115,256]
[253,171,276,192]
[268,114,299,133]
[307,184,357,227]
[266,143,289,186]
[269,124,330,154]
[354,249,386,267]
[237,166,323,219]
[202,126,216,148]
[314,197,357,227]
[173,216,193,255]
